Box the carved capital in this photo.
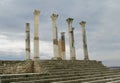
[26,23,30,26]
[26,23,30,32]
[66,18,73,24]
[51,13,58,21]
[80,21,86,27]
[34,9,40,15]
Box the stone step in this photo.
[38,60,104,65]
[52,74,120,83]
[83,76,120,83]
[106,79,120,83]
[0,73,95,83]
[42,66,106,70]
[1,68,117,79]
[49,70,102,75]
[48,68,106,72]
[8,72,120,83]
[39,62,104,65]
[49,69,119,75]
[0,73,49,79]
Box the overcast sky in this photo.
[0,0,120,66]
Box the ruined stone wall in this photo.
[34,61,48,73]
[0,60,34,74]
[0,61,21,74]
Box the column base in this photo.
[84,58,89,61]
[51,57,62,60]
[26,59,32,61]
[71,57,76,60]
[34,57,40,61]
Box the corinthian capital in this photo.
[51,13,58,21]
[66,18,73,24]
[80,21,86,27]
[34,9,40,15]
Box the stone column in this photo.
[66,18,76,60]
[71,28,76,60]
[51,14,59,59]
[58,39,62,59]
[33,10,40,60]
[25,23,31,60]
[61,32,66,60]
[80,21,89,60]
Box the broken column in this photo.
[25,23,31,60]
[66,18,76,60]
[51,14,59,59]
[80,21,89,60]
[33,10,40,60]
[58,32,66,60]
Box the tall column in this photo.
[25,23,31,60]
[51,14,59,59]
[66,18,76,60]
[58,32,66,60]
[80,21,89,60]
[71,28,76,60]
[61,32,66,60]
[58,39,62,59]
[33,10,40,60]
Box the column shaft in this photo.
[25,23,31,60]
[71,28,76,60]
[61,32,66,60]
[34,10,40,60]
[66,18,76,60]
[80,21,89,60]
[58,39,62,58]
[51,14,59,59]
